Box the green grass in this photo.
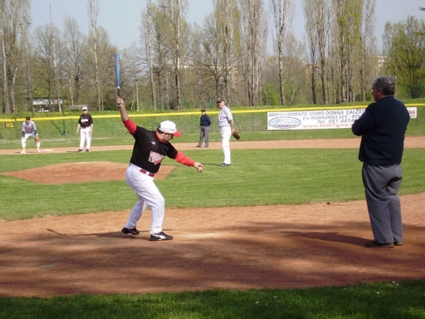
[1,280,425,319]
[1,148,424,220]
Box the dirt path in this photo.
[1,136,424,155]
[0,137,424,297]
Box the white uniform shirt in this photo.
[218,105,233,128]
[22,121,37,134]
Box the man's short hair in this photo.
[26,116,31,120]
[373,76,396,95]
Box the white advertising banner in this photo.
[267,107,417,130]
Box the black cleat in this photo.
[77,149,83,152]
[121,227,140,235]
[220,163,231,167]
[150,231,173,241]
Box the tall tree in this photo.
[358,0,377,101]
[383,16,425,98]
[158,0,189,109]
[239,0,268,106]
[303,0,330,104]
[196,14,223,99]
[63,16,87,106]
[0,0,30,113]
[49,0,61,112]
[333,0,363,103]
[32,24,61,107]
[303,0,319,104]
[269,0,294,105]
[143,0,157,110]
[88,0,102,110]
[214,0,240,104]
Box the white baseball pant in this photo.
[21,132,40,149]
[220,126,232,164]
[79,127,92,150]
[124,163,165,234]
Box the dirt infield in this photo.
[0,137,424,297]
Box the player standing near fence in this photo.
[116,96,204,241]
[76,106,93,152]
[21,116,41,154]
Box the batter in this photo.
[116,96,204,241]
[21,116,40,154]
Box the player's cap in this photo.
[216,98,224,103]
[82,107,88,111]
[201,108,206,112]
[158,120,181,137]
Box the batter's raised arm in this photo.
[116,96,138,135]
[116,96,129,121]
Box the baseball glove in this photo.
[34,135,40,143]
[232,131,241,140]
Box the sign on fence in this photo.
[267,107,417,130]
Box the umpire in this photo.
[196,108,211,148]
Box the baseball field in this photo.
[1,133,425,317]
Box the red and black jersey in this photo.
[127,122,178,173]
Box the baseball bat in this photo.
[114,53,121,107]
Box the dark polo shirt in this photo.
[352,96,409,166]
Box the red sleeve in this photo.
[123,118,137,135]
[174,151,195,167]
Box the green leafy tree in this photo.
[383,16,425,98]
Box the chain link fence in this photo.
[0,106,424,141]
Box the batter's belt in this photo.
[129,163,155,177]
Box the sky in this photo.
[31,0,425,52]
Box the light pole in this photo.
[135,78,139,111]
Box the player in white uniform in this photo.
[116,96,204,241]
[217,98,236,166]
[21,116,40,154]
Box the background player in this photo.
[217,98,236,166]
[21,116,40,154]
[116,96,204,241]
[76,106,93,152]
[196,108,211,148]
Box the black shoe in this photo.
[196,145,201,148]
[220,163,231,167]
[204,145,209,148]
[121,227,140,235]
[394,241,403,246]
[364,240,394,248]
[150,231,173,241]
[86,149,89,152]
[77,149,83,152]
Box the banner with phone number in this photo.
[267,107,417,130]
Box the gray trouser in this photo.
[198,126,210,146]
[362,163,403,244]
